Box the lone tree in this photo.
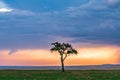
[50,42,78,72]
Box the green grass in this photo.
[0,70,120,80]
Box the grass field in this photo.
[0,70,120,80]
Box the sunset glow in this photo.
[0,46,119,66]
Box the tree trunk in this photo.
[61,55,65,72]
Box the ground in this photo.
[0,70,120,80]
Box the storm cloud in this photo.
[0,0,120,51]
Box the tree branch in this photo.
[63,53,67,61]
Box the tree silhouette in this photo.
[50,42,78,72]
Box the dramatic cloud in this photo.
[0,0,120,52]
[61,0,120,45]
[0,8,13,12]
[0,1,13,12]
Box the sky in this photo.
[0,0,120,66]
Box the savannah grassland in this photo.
[0,70,120,80]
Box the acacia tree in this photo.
[50,42,78,72]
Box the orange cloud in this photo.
[0,45,119,66]
[65,46,120,65]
